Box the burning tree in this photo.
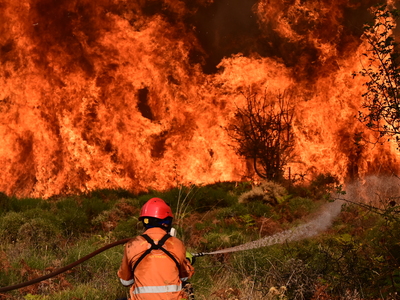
[356,5,400,148]
[227,90,295,181]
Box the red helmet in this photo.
[139,198,173,220]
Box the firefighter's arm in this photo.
[179,248,195,281]
[119,278,134,287]
[117,244,134,287]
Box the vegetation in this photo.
[355,4,400,148]
[0,178,399,300]
[227,90,295,181]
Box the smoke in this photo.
[204,200,344,255]
[343,175,400,207]
[187,0,260,74]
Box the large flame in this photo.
[1,0,399,198]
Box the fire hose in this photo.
[0,238,215,293]
[0,238,131,293]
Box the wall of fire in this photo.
[1,0,399,198]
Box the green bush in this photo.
[112,217,140,240]
[0,192,11,214]
[81,196,114,219]
[247,200,274,217]
[286,197,317,218]
[0,211,26,242]
[359,216,400,297]
[9,197,51,212]
[56,198,90,235]
[216,204,250,219]
[136,191,159,206]
[301,202,400,299]
[192,184,238,213]
[217,201,273,218]
[17,218,61,248]
[22,208,61,225]
[91,198,138,231]
[86,188,135,201]
[308,173,339,199]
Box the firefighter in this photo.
[117,197,195,300]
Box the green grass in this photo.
[0,180,399,299]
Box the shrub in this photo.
[9,197,51,212]
[239,181,288,205]
[86,188,135,201]
[81,196,114,219]
[192,184,238,213]
[91,198,138,232]
[136,191,159,206]
[56,198,89,235]
[286,197,317,219]
[308,173,339,199]
[0,192,11,214]
[247,200,274,217]
[0,211,26,242]
[216,204,250,219]
[112,217,140,240]
[22,208,61,225]
[310,202,400,298]
[17,218,61,248]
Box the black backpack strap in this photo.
[142,233,171,249]
[132,234,181,274]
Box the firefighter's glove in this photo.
[186,251,196,265]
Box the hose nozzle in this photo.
[192,252,206,257]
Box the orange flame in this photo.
[0,0,399,198]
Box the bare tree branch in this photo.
[227,89,296,181]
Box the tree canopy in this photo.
[356,5,400,148]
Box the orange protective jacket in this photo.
[117,227,195,300]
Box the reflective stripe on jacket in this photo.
[133,284,182,294]
[117,227,195,300]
